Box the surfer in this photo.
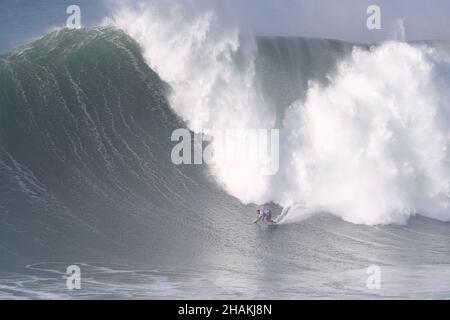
[254,208,277,224]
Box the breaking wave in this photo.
[109,2,450,225]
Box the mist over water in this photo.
[109,2,450,225]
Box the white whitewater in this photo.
[109,1,450,226]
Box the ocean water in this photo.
[1,1,450,299]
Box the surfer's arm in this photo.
[254,216,262,224]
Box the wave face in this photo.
[0,27,244,267]
[111,4,450,225]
